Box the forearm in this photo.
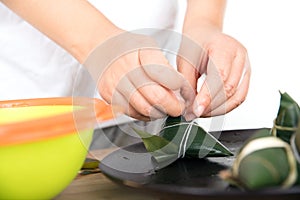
[184,0,226,32]
[1,0,121,63]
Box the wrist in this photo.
[183,14,223,32]
[72,25,123,64]
[182,21,222,49]
[183,0,226,46]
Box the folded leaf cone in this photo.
[159,116,233,158]
[133,128,179,169]
[134,116,233,169]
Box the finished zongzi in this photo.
[272,92,300,143]
[221,92,300,190]
[220,129,298,190]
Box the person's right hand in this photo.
[84,32,190,121]
[2,0,192,121]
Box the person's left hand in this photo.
[177,26,251,121]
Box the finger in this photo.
[128,67,185,117]
[192,58,227,117]
[177,56,198,105]
[177,39,208,121]
[181,79,197,119]
[139,48,185,90]
[204,59,251,116]
[184,112,197,122]
[139,84,184,117]
[116,74,165,119]
[111,90,151,121]
[176,56,197,120]
[203,48,248,114]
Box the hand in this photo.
[177,26,251,120]
[84,31,188,121]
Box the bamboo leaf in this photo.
[133,128,179,168]
[237,147,291,189]
[221,132,298,190]
[273,92,300,143]
[133,116,233,169]
[221,92,300,190]
[159,116,233,158]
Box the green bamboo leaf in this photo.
[221,93,300,190]
[159,116,233,158]
[238,128,272,153]
[273,92,300,143]
[133,128,179,168]
[133,116,233,169]
[221,133,298,190]
[237,147,291,189]
[81,158,100,169]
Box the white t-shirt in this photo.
[0,0,184,100]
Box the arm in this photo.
[1,0,120,63]
[184,0,226,33]
[1,0,188,120]
[179,0,251,120]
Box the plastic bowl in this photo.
[0,98,115,200]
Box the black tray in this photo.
[99,129,300,200]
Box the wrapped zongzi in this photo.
[221,92,300,190]
[272,92,300,143]
[220,129,298,190]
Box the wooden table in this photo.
[54,148,160,200]
[54,172,159,200]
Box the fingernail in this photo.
[193,102,205,117]
[184,113,197,121]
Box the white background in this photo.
[195,0,300,130]
[97,0,300,130]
